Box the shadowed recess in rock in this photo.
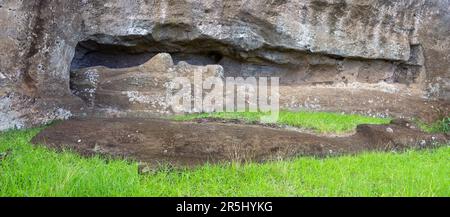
[70,35,423,86]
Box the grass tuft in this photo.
[416,117,450,134]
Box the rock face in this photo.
[1,0,450,130]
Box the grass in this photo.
[1,126,449,197]
[415,117,450,134]
[173,111,391,134]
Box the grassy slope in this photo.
[173,111,391,134]
[1,125,449,197]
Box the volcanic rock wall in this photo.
[0,0,449,130]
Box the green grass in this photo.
[173,111,391,133]
[1,127,448,197]
[415,117,450,134]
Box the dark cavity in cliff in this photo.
[70,34,423,85]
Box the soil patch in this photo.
[31,118,449,168]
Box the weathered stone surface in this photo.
[1,0,449,130]
[71,53,449,121]
[31,117,449,167]
[70,53,223,117]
